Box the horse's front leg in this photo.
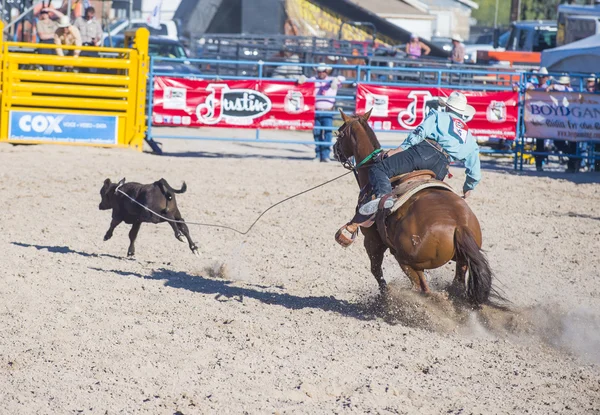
[363,227,388,293]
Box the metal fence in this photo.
[146,57,600,172]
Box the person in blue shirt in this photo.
[357,91,481,222]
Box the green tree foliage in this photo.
[473,0,592,26]
[520,0,561,20]
[472,0,511,27]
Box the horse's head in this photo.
[333,109,377,169]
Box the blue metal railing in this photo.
[146,57,599,171]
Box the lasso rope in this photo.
[114,170,354,236]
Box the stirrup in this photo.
[335,222,359,247]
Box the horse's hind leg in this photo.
[400,264,431,294]
[364,230,388,293]
[448,261,468,299]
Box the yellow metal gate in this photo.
[0,24,149,150]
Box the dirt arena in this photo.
[1,129,600,414]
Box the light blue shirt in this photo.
[400,109,481,192]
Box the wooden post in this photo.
[510,0,520,23]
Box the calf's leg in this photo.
[127,222,142,257]
[168,221,185,242]
[104,218,122,241]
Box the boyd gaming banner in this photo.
[524,91,600,142]
[356,84,519,140]
[153,77,315,130]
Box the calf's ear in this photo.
[104,178,111,186]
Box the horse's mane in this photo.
[353,115,381,150]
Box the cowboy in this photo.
[356,91,481,223]
[54,15,82,57]
[450,34,465,64]
[298,65,346,162]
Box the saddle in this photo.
[335,170,456,248]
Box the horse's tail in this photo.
[454,226,494,306]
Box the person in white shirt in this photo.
[299,65,345,162]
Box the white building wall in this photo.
[386,17,435,41]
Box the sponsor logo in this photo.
[18,114,64,134]
[163,87,187,110]
[487,101,507,123]
[284,90,304,114]
[398,91,433,129]
[196,84,272,125]
[365,93,389,117]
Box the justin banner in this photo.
[524,91,600,142]
[153,77,315,130]
[356,84,519,140]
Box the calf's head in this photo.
[99,178,116,210]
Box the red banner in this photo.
[152,77,315,130]
[355,84,519,140]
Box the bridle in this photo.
[333,119,383,172]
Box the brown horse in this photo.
[333,109,498,306]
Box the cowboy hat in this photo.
[557,75,571,85]
[315,64,332,73]
[451,34,463,42]
[58,16,71,28]
[439,91,475,118]
[586,74,596,82]
[538,67,549,75]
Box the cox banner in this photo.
[153,77,315,130]
[8,111,118,144]
[524,91,600,142]
[356,84,519,140]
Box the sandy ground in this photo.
[1,129,600,414]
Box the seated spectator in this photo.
[74,7,102,47]
[547,74,573,92]
[585,75,597,93]
[54,16,82,57]
[405,34,430,59]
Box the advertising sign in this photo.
[153,77,315,130]
[9,111,118,144]
[524,90,600,142]
[356,84,519,140]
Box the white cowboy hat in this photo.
[439,91,476,118]
[538,67,549,75]
[58,16,71,28]
[586,74,596,82]
[451,34,463,42]
[315,64,332,73]
[557,75,571,85]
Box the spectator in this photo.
[74,7,102,47]
[532,68,555,171]
[450,34,465,64]
[546,74,578,172]
[405,34,430,59]
[537,67,551,89]
[54,16,82,57]
[547,74,573,92]
[585,75,597,93]
[272,50,302,80]
[35,9,59,51]
[298,64,346,163]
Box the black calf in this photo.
[99,178,199,257]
